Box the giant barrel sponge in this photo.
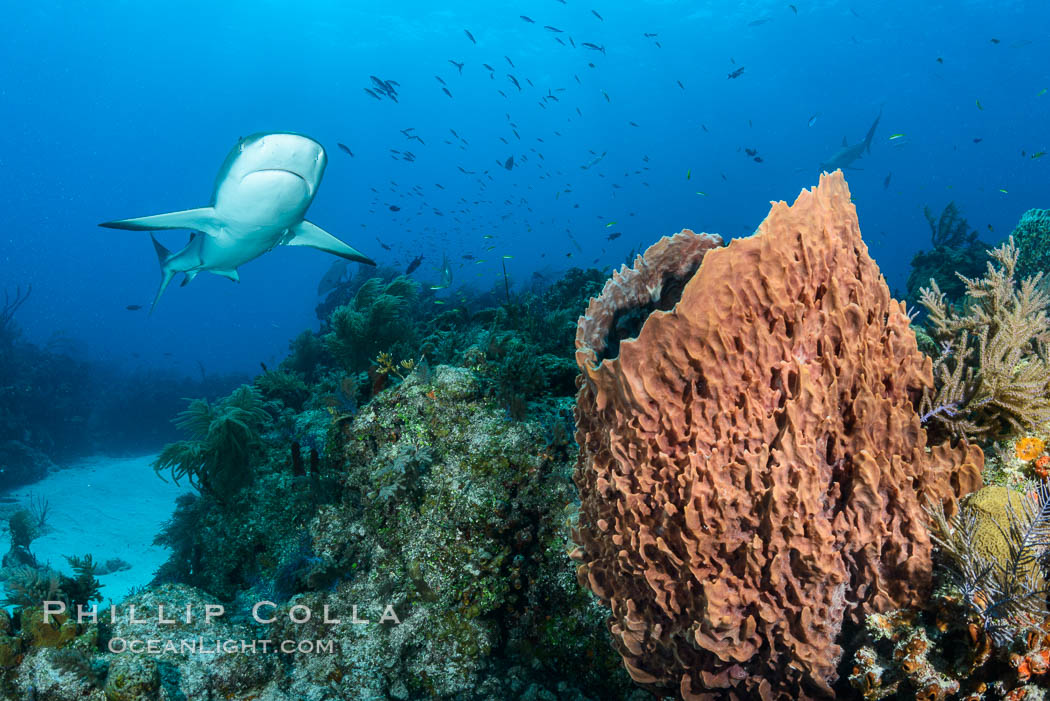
[571,171,984,700]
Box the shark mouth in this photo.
[248,168,313,195]
[253,168,308,182]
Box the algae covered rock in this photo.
[0,631,21,669]
[19,606,81,648]
[276,364,631,699]
[12,646,105,700]
[103,654,159,701]
[106,584,281,699]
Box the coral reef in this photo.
[143,360,634,698]
[919,237,1050,442]
[572,172,983,699]
[849,484,1050,700]
[1013,209,1050,281]
[905,202,991,309]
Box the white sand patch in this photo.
[1,454,192,606]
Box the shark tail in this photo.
[864,108,883,155]
[150,235,177,314]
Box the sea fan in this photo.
[1,565,65,608]
[927,482,1050,646]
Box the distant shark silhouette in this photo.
[819,109,882,171]
[100,132,375,312]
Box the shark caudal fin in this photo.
[283,220,376,265]
[100,207,221,234]
[150,234,178,314]
[863,109,882,154]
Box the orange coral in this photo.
[1015,436,1045,461]
[572,171,983,700]
[1036,455,1050,480]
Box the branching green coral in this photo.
[919,237,1050,441]
[324,276,419,373]
[254,369,309,411]
[64,554,102,612]
[153,385,269,496]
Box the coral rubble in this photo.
[572,172,983,699]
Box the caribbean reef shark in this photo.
[819,109,882,171]
[100,132,375,312]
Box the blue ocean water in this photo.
[1,0,1047,377]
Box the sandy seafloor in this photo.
[0,454,190,606]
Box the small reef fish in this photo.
[449,60,464,74]
[591,9,603,20]
[337,143,354,157]
[503,156,515,170]
[126,304,142,311]
[520,15,534,23]
[406,255,424,275]
[464,29,476,44]
[544,26,563,33]
[728,66,746,79]
[582,43,606,55]
[807,113,819,127]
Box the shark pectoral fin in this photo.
[212,269,241,283]
[100,207,221,234]
[180,271,199,287]
[284,220,377,265]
